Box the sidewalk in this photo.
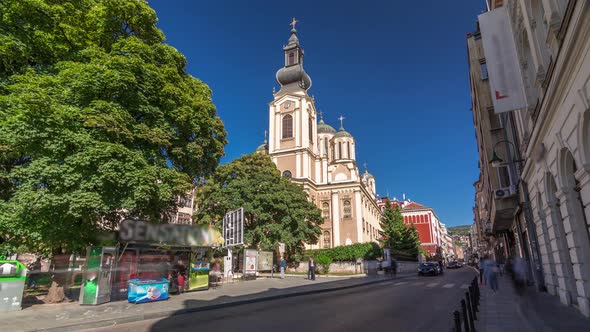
[476,274,590,332]
[1,272,413,332]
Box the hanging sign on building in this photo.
[478,6,528,114]
[119,220,223,247]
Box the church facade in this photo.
[257,23,382,249]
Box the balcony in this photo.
[490,192,518,233]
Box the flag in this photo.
[478,6,528,114]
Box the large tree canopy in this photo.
[378,200,421,258]
[0,0,227,256]
[194,153,323,261]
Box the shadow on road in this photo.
[147,276,387,332]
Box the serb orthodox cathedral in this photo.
[257,20,382,248]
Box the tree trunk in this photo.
[45,250,70,303]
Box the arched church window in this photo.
[347,142,351,159]
[323,231,331,248]
[322,202,330,219]
[309,117,313,143]
[282,170,292,178]
[282,114,293,139]
[324,138,329,156]
[343,200,352,219]
[338,142,342,160]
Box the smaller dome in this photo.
[333,128,353,139]
[363,171,375,179]
[317,119,336,134]
[256,141,268,153]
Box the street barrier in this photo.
[452,277,480,332]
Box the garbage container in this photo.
[0,260,27,312]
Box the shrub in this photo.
[306,242,382,261]
[316,255,333,274]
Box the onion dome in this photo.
[256,141,268,153]
[333,126,353,139]
[317,118,336,134]
[275,24,312,91]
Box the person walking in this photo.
[478,257,486,285]
[279,257,286,279]
[484,256,499,292]
[308,257,316,280]
[512,256,527,295]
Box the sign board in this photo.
[244,249,257,276]
[0,263,16,277]
[119,220,223,247]
[223,208,244,248]
[257,251,273,272]
[224,250,233,279]
[478,6,528,114]
[278,243,285,254]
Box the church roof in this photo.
[256,142,268,152]
[317,119,336,134]
[333,127,353,139]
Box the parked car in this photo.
[418,262,440,276]
[447,261,460,269]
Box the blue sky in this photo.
[149,0,487,227]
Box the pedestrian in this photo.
[484,257,499,292]
[279,256,286,279]
[391,259,398,278]
[308,257,316,280]
[478,257,485,285]
[512,256,527,295]
[177,271,185,294]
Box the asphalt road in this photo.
[87,267,477,332]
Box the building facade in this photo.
[470,0,590,317]
[259,24,382,249]
[378,198,450,258]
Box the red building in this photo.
[378,198,447,257]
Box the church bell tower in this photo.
[268,19,319,184]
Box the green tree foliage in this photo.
[315,255,332,274]
[194,153,323,261]
[400,223,421,257]
[378,199,406,250]
[378,200,420,258]
[0,0,227,257]
[306,242,382,261]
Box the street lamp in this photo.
[489,140,523,168]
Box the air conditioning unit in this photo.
[494,187,514,199]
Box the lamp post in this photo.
[489,140,523,167]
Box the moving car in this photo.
[418,262,440,276]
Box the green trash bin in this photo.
[0,260,27,312]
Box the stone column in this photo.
[355,190,363,243]
[332,191,340,247]
[546,199,576,306]
[557,188,590,317]
[536,205,557,295]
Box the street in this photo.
[86,268,477,332]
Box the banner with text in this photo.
[478,6,528,114]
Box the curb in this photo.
[31,275,414,332]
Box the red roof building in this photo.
[378,197,451,258]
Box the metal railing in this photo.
[452,277,480,332]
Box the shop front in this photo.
[79,220,223,305]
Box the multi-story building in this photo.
[470,0,590,317]
[378,198,447,258]
[258,23,382,249]
[169,189,195,225]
